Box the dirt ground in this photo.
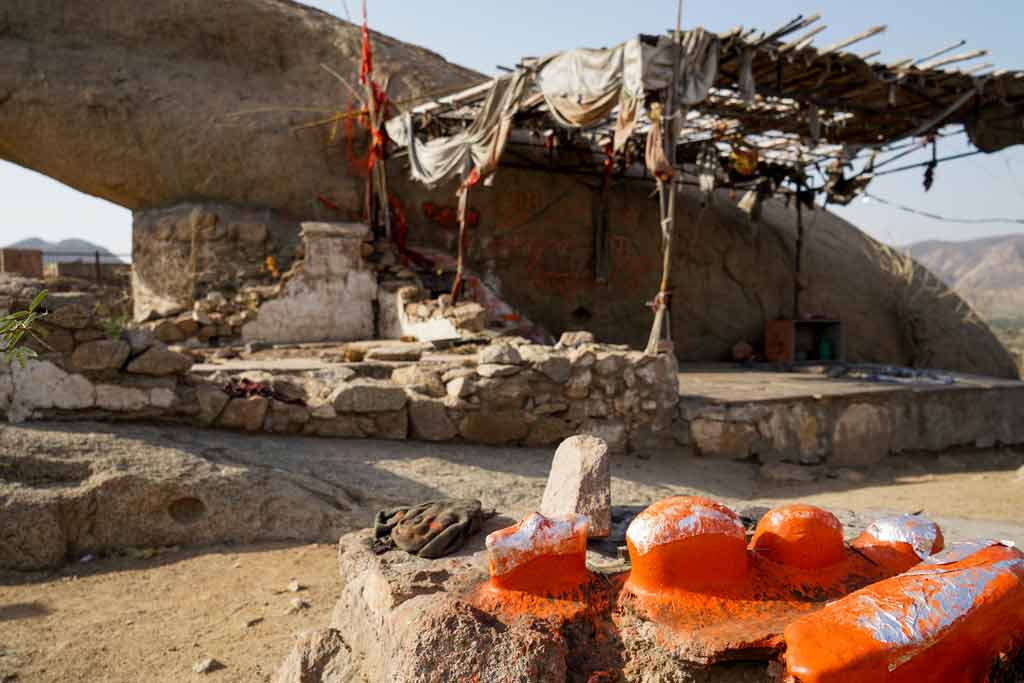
[1,422,1023,683]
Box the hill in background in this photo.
[5,237,124,263]
[909,233,1024,361]
[909,233,1024,321]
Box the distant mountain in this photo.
[5,237,124,263]
[909,233,1024,320]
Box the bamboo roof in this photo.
[390,14,1024,193]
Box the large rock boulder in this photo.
[0,423,365,571]
[0,0,481,216]
[1,1,1014,379]
[274,629,356,683]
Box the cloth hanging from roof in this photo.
[536,38,646,130]
[385,71,528,188]
[385,32,719,188]
[645,105,677,181]
[639,30,720,106]
[536,31,720,152]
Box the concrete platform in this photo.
[677,364,1024,465]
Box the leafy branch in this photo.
[1,290,49,366]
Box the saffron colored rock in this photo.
[784,541,1024,683]
[625,496,748,593]
[853,514,944,561]
[539,435,611,537]
[485,512,590,593]
[750,504,846,570]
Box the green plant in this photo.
[1,290,49,366]
[92,288,133,342]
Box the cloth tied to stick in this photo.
[372,499,493,559]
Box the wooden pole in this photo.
[94,249,101,285]
[450,186,470,303]
[793,184,804,320]
[644,0,683,355]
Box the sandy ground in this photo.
[1,422,1023,682]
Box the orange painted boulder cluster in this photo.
[624,498,933,603]
[480,498,1024,680]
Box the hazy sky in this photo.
[3,0,1023,254]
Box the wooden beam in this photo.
[819,25,887,56]
[913,40,967,66]
[886,58,914,70]
[780,24,827,52]
[958,62,994,76]
[758,13,821,46]
[917,49,988,71]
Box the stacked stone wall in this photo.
[0,282,194,423]
[198,343,680,453]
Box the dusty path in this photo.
[1,422,1022,682]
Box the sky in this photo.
[2,0,1023,255]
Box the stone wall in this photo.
[678,383,1024,467]
[392,287,487,341]
[197,341,680,453]
[44,261,131,282]
[132,209,426,345]
[241,223,377,344]
[0,286,194,423]
[131,203,301,323]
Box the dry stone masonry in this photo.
[190,342,680,452]
[0,282,194,423]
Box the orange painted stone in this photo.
[484,512,590,594]
[784,541,1024,683]
[851,514,944,572]
[750,504,845,570]
[625,496,748,594]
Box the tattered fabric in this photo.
[385,31,720,188]
[385,72,528,188]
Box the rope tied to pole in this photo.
[644,0,685,356]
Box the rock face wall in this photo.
[388,165,1020,379]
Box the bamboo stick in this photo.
[780,24,827,52]
[819,25,887,56]
[913,40,967,66]
[321,63,367,106]
[450,186,470,303]
[916,49,988,71]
